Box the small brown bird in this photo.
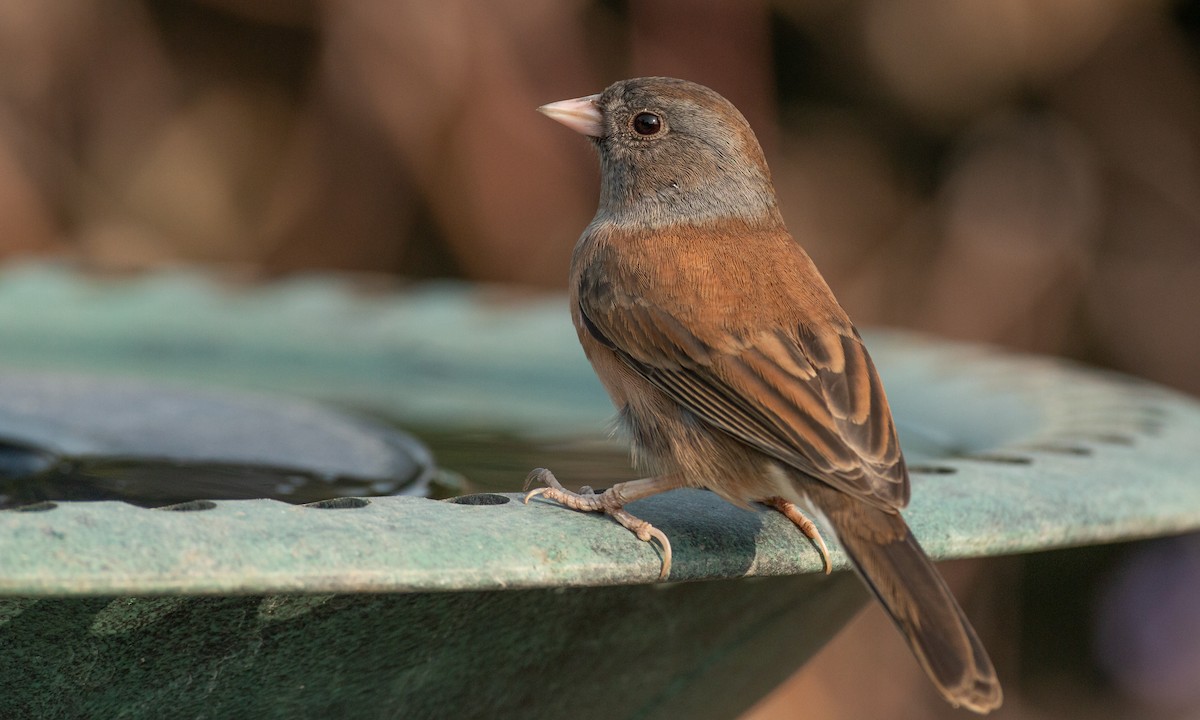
[527,77,1002,713]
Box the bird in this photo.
[525,76,1002,713]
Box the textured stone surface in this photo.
[2,265,1199,719]
[0,574,865,720]
[0,371,433,482]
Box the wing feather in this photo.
[579,297,908,508]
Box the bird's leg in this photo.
[524,468,681,579]
[762,496,833,575]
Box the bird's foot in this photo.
[762,496,832,574]
[524,468,673,579]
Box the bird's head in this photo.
[539,77,780,229]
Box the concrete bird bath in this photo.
[1,265,1199,719]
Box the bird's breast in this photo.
[571,217,848,342]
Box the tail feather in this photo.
[816,489,1003,713]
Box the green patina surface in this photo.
[0,574,865,720]
[1,264,1198,719]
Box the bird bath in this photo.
[2,265,1199,719]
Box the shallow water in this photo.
[0,403,983,510]
[418,428,637,494]
[0,426,636,509]
[0,421,978,510]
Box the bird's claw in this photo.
[763,496,833,575]
[524,468,672,579]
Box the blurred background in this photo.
[1,0,1198,718]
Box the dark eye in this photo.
[631,112,663,136]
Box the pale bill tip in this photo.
[537,93,603,138]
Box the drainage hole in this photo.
[7,501,58,512]
[1026,445,1094,456]
[1092,434,1135,446]
[445,493,511,506]
[1140,419,1165,435]
[955,454,1033,465]
[907,465,957,475]
[157,500,218,512]
[304,497,371,509]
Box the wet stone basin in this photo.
[0,371,435,508]
[1,266,1200,719]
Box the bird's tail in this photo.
[813,486,1003,713]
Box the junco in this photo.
[527,77,1002,713]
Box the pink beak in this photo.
[537,93,603,137]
